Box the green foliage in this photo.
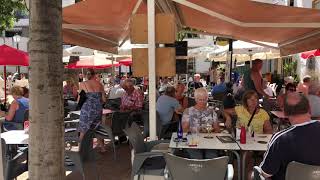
[177,27,199,41]
[283,57,299,82]
[0,0,26,32]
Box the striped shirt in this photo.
[260,120,320,180]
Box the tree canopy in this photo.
[0,0,26,33]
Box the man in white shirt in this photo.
[108,83,125,100]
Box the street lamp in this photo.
[13,34,21,73]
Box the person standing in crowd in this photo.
[7,72,13,81]
[188,74,203,90]
[78,72,84,82]
[232,90,273,134]
[108,81,125,100]
[175,82,188,109]
[308,81,320,120]
[243,59,271,98]
[120,79,144,112]
[210,64,218,87]
[63,78,78,100]
[211,73,227,95]
[78,69,107,152]
[276,83,296,111]
[0,86,29,131]
[159,77,172,93]
[257,92,320,180]
[297,75,311,96]
[279,76,294,95]
[182,88,220,159]
[156,86,183,125]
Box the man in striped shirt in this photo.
[258,92,320,180]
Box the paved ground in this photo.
[18,143,132,180]
[17,142,243,180]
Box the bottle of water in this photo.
[177,119,183,140]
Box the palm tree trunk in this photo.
[29,0,64,179]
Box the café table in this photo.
[238,134,272,180]
[169,133,241,180]
[1,130,29,145]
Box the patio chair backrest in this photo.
[164,153,229,180]
[123,122,145,154]
[1,138,6,177]
[2,138,28,180]
[79,129,95,162]
[286,161,320,180]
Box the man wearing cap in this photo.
[188,74,203,90]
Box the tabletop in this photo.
[169,133,240,150]
[1,130,29,145]
[271,111,288,119]
[237,134,272,151]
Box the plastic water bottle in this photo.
[177,119,183,140]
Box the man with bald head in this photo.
[257,92,320,180]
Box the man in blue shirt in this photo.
[156,86,183,125]
[257,92,320,180]
[211,75,226,95]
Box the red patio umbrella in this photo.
[301,49,320,59]
[0,45,29,103]
[118,58,132,66]
[65,55,120,69]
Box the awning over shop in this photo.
[173,0,320,56]
[63,0,320,56]
[62,0,147,54]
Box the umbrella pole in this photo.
[4,66,6,104]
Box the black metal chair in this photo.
[124,122,168,180]
[65,129,98,180]
[286,161,320,180]
[104,98,121,111]
[2,138,28,180]
[164,153,232,180]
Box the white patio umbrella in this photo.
[188,41,280,62]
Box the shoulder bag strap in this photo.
[247,107,257,128]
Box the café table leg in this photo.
[242,151,249,180]
[231,150,241,180]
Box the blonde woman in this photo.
[1,86,29,130]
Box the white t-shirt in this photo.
[264,87,274,97]
[108,85,125,99]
